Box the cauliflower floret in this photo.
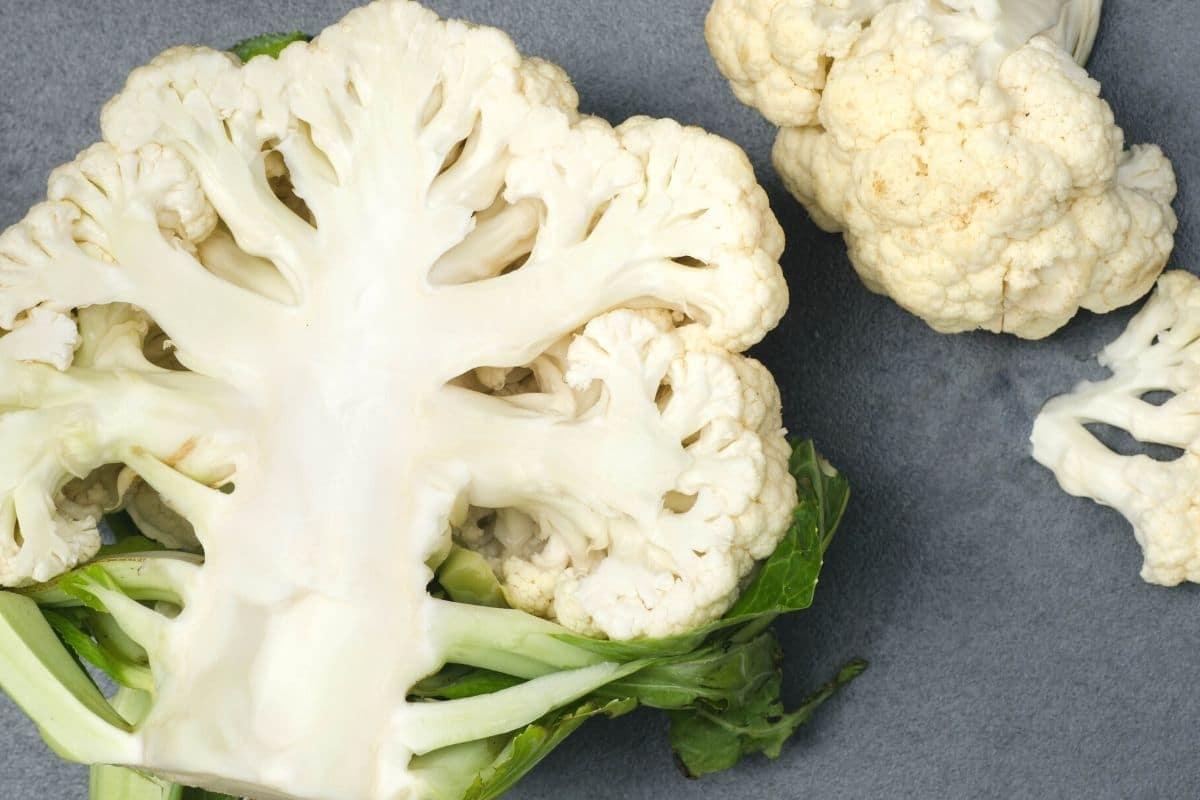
[705,0,890,128]
[1032,271,1200,585]
[708,0,1177,338]
[0,492,99,587]
[0,307,79,369]
[0,303,233,586]
[0,147,239,586]
[0,143,250,581]
[459,310,795,640]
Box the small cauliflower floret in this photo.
[1032,271,1200,585]
[0,307,79,370]
[707,0,1176,338]
[706,0,889,128]
[0,2,798,799]
[455,310,794,640]
[0,468,99,588]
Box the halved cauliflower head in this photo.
[707,0,1177,339]
[1032,271,1200,586]
[0,0,792,644]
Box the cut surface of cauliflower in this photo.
[707,0,1176,338]
[0,2,794,797]
[1032,271,1200,585]
[456,309,794,640]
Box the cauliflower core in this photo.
[1033,271,1200,586]
[706,0,1178,338]
[0,2,794,796]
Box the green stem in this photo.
[429,598,605,678]
[396,661,632,755]
[21,553,200,608]
[409,738,507,800]
[66,570,170,659]
[0,592,137,765]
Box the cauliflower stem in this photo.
[0,441,860,800]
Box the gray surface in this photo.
[0,0,1197,798]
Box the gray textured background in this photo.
[1,1,1197,798]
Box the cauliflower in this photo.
[0,3,862,799]
[706,0,1178,338]
[1032,271,1200,586]
[455,309,794,640]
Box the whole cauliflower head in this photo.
[707,0,1178,338]
[1033,271,1200,586]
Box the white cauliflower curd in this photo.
[706,0,1178,338]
